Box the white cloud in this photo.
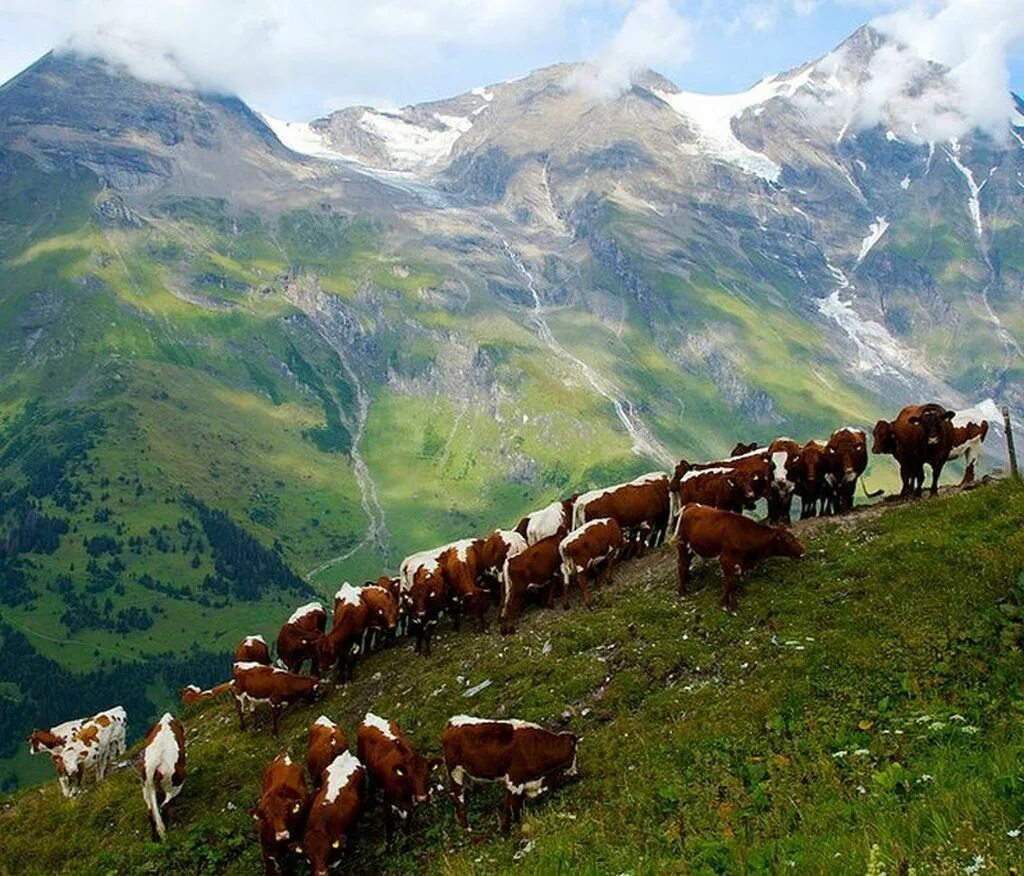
[567,0,694,99]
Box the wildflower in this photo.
[949,714,966,723]
[1007,828,1021,838]
[928,721,946,731]
[832,750,848,758]
[853,748,870,756]
[961,726,980,735]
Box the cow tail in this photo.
[143,770,165,839]
[571,502,585,531]
[499,559,513,615]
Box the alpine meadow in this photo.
[1,7,1023,875]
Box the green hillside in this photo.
[2,479,1022,874]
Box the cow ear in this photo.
[943,410,955,420]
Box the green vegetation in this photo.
[2,481,1023,874]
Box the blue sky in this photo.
[0,1,1021,120]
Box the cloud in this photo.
[567,0,694,99]
[804,0,1024,142]
[5,0,587,116]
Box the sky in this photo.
[0,0,1021,122]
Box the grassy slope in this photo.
[2,480,1023,875]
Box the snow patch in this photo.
[855,217,889,266]
[944,139,989,239]
[259,114,352,161]
[900,176,910,190]
[817,291,919,379]
[471,85,494,102]
[357,110,472,172]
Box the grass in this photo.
[3,480,1023,874]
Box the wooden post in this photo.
[1004,406,1020,480]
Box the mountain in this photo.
[0,26,1021,788]
[2,480,1024,872]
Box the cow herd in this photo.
[23,400,991,867]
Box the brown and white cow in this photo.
[357,712,439,844]
[436,539,490,632]
[307,716,349,791]
[558,518,623,610]
[572,473,673,551]
[475,529,528,591]
[400,552,449,657]
[824,427,869,514]
[766,438,805,526]
[300,750,365,876]
[950,408,990,486]
[50,706,127,798]
[276,602,329,676]
[498,533,564,635]
[234,634,272,665]
[252,752,309,876]
[26,717,84,757]
[180,680,234,707]
[139,713,185,841]
[327,583,399,680]
[514,495,577,546]
[441,716,579,834]
[676,466,754,513]
[672,449,774,509]
[232,663,322,735]
[873,404,954,498]
[675,504,804,610]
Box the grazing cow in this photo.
[357,712,440,844]
[675,504,804,610]
[404,560,448,657]
[558,518,623,610]
[441,715,579,834]
[234,634,272,665]
[498,533,564,634]
[873,404,955,498]
[475,529,528,590]
[232,662,322,735]
[277,602,329,676]
[52,706,128,798]
[327,582,399,680]
[370,575,404,642]
[253,752,309,876]
[139,713,185,841]
[571,473,673,551]
[766,438,804,526]
[436,540,490,632]
[950,409,990,485]
[300,751,365,876]
[307,716,349,791]
[180,680,234,706]
[676,467,755,513]
[825,427,869,514]
[515,495,577,546]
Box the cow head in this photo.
[409,568,445,626]
[771,526,806,559]
[731,441,758,456]
[363,587,399,632]
[253,780,308,848]
[872,420,896,455]
[826,429,867,482]
[746,456,774,500]
[312,634,337,677]
[908,405,955,446]
[387,749,441,809]
[670,459,693,492]
[26,729,63,753]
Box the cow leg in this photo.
[424,624,433,657]
[500,789,517,835]
[719,555,740,612]
[602,554,615,587]
[384,802,396,847]
[578,568,593,609]
[508,789,524,826]
[929,460,944,496]
[271,704,282,737]
[561,570,573,610]
[676,541,691,596]
[234,694,246,731]
[448,769,469,829]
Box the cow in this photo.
[950,409,990,486]
[436,539,490,632]
[676,467,755,513]
[357,712,440,845]
[252,752,309,876]
[675,504,805,611]
[234,634,272,665]
[327,582,399,680]
[300,751,365,876]
[571,473,673,552]
[765,438,804,526]
[441,715,579,834]
[276,602,329,676]
[51,706,127,798]
[307,716,349,791]
[475,529,528,592]
[824,427,869,514]
[796,439,830,518]
[26,717,84,757]
[369,575,404,642]
[180,680,234,707]
[232,662,322,735]
[671,449,773,509]
[514,495,577,546]
[139,713,185,841]
[498,533,564,635]
[873,404,955,498]
[403,559,448,657]
[558,518,623,610]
